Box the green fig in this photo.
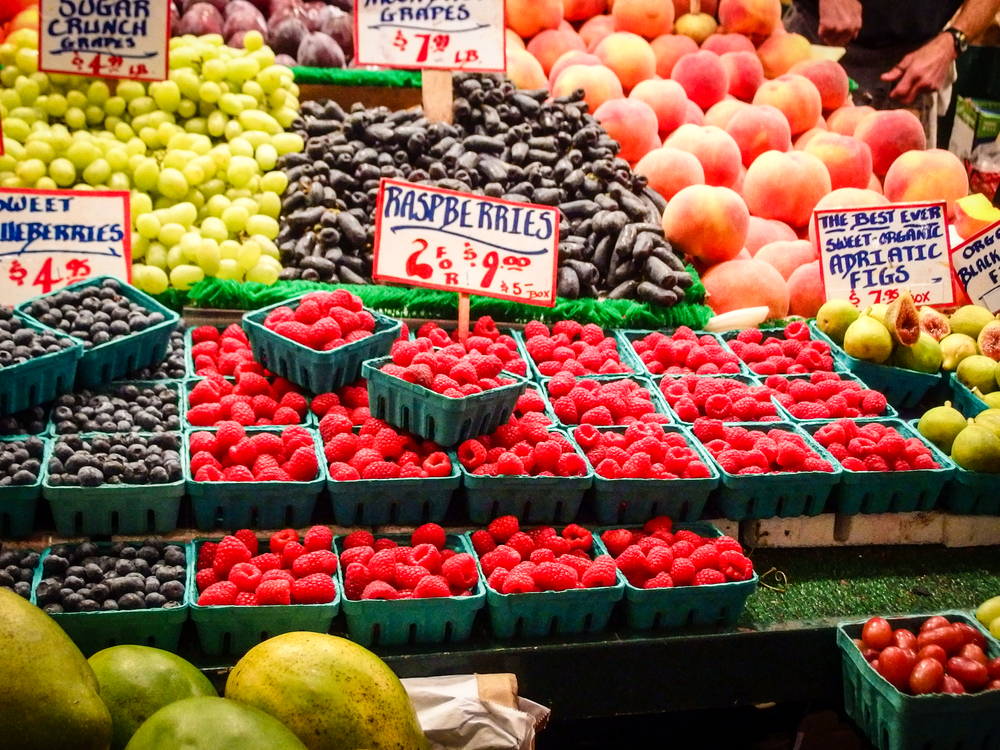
[951,420,1000,473]
[940,333,978,371]
[918,307,951,342]
[958,355,1000,395]
[884,292,921,347]
[843,314,893,364]
[975,410,1000,440]
[983,392,1000,409]
[978,320,1000,361]
[917,401,968,454]
[893,331,942,373]
[949,305,996,340]
[815,299,860,345]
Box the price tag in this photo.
[373,178,558,306]
[952,218,1000,313]
[814,201,954,308]
[354,0,505,72]
[38,0,171,82]
[0,188,131,306]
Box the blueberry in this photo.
[78,599,100,612]
[101,599,119,611]
[144,592,167,608]
[163,547,185,566]
[119,546,137,560]
[0,570,15,588]
[137,546,159,563]
[44,603,64,614]
[61,592,83,611]
[13,581,30,598]
[118,592,145,610]
[43,555,68,576]
[66,565,86,578]
[144,577,160,595]
[115,559,135,576]
[161,580,184,601]
[64,575,85,590]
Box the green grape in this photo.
[226,155,258,188]
[125,136,146,156]
[131,235,148,260]
[146,242,169,269]
[216,258,242,280]
[219,239,240,259]
[87,80,110,106]
[14,77,39,105]
[136,212,161,240]
[241,81,264,100]
[128,96,156,117]
[170,264,205,290]
[252,235,280,260]
[221,205,249,233]
[246,214,278,239]
[65,107,86,130]
[206,110,227,137]
[273,107,298,129]
[184,117,208,135]
[0,66,20,89]
[237,240,261,269]
[82,159,111,186]
[157,222,185,247]
[228,137,254,158]
[84,105,104,125]
[142,266,171,295]
[255,143,278,171]
[243,30,264,52]
[200,216,228,242]
[151,80,182,113]
[3,140,25,161]
[131,192,153,216]
[260,170,288,195]
[177,99,197,119]
[202,58,226,82]
[270,133,303,157]
[182,161,206,186]
[166,244,186,269]
[190,136,213,155]
[163,202,198,228]
[0,43,15,67]
[223,119,243,141]
[116,80,146,102]
[3,118,30,142]
[153,196,174,210]
[36,176,57,190]
[105,148,129,172]
[232,197,258,215]
[196,238,221,275]
[218,93,243,116]
[201,179,226,199]
[15,158,45,184]
[14,47,37,74]
[162,149,196,171]
[225,187,252,201]
[139,126,160,148]
[66,141,101,170]
[226,56,260,85]
[199,81,222,104]
[44,93,68,117]
[105,96,126,117]
[256,67,283,95]
[104,115,123,132]
[133,158,159,191]
[0,155,15,172]
[245,258,279,285]
[206,194,231,218]
[239,130,269,150]
[108,172,131,191]
[1,176,22,188]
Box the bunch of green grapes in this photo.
[0,29,305,293]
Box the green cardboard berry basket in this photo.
[598,522,758,630]
[761,371,899,424]
[48,379,187,436]
[801,419,955,515]
[615,329,754,378]
[808,321,942,409]
[33,542,190,656]
[460,429,593,524]
[0,436,50,538]
[540,374,673,431]
[837,611,1000,750]
[181,377,315,430]
[17,276,180,389]
[949,372,989,418]
[242,295,401,393]
[334,533,484,647]
[699,421,843,520]
[183,426,325,531]
[581,424,720,524]
[364,355,528,447]
[42,433,186,536]
[471,531,624,638]
[0,314,82,414]
[513,327,643,382]
[654,372,795,424]
[188,537,340,656]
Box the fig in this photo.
[982,392,1000,409]
[949,305,997,341]
[297,32,345,68]
[892,330,942,373]
[951,421,1000,473]
[815,299,859,345]
[267,16,309,58]
[975,409,1000,440]
[866,303,889,329]
[843,313,893,364]
[940,333,978,371]
[884,291,920,347]
[176,3,223,36]
[917,401,969,455]
[957,354,999,395]
[977,320,1000,362]
[918,307,951,342]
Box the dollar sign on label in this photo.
[8,260,26,286]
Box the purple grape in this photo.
[267,15,309,57]
[317,6,352,58]
[176,3,224,36]
[297,31,345,67]
[223,8,266,41]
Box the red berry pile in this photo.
[726,322,835,375]
[415,317,528,377]
[322,416,452,480]
[855,615,1000,695]
[660,375,781,423]
[572,423,712,480]
[187,372,309,427]
[522,319,632,377]
[309,379,371,424]
[196,527,337,606]
[189,423,320,482]
[693,418,835,475]
[471,516,618,593]
[812,419,940,472]
[601,517,754,588]
[341,524,477,600]
[629,327,743,376]
[457,414,588,477]
[764,373,889,420]
[546,373,671,426]
[190,324,259,377]
[383,337,519,398]
[263,290,376,351]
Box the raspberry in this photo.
[343,563,373,600]
[533,561,579,591]
[670,557,697,586]
[487,515,520,543]
[581,555,619,588]
[292,574,337,604]
[693,568,728,586]
[688,543,719,571]
[414,575,452,598]
[557,452,588,477]
[361,460,402,480]
[361,581,399,600]
[441,553,479,590]
[862,390,888,415]
[212,536,252,578]
[496,452,526,475]
[411,523,447,550]
[198,581,238,606]
[292,550,338,577]
[196,567,218,592]
[471,529,497,555]
[284,445,319,481]
[255,578,292,605]
[719,550,754,581]
[601,528,634,558]
[233,529,259,556]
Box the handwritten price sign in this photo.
[354,0,505,72]
[0,188,131,306]
[39,0,171,82]
[952,218,1000,313]
[373,179,558,306]
[814,201,954,308]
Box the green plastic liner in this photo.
[291,67,422,87]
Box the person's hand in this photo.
[882,33,956,105]
[817,0,863,46]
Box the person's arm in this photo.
[883,0,1000,104]
[817,0,863,47]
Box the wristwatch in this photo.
[945,27,969,56]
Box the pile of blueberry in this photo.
[0,307,77,368]
[0,437,45,487]
[51,383,182,435]
[124,322,187,381]
[34,539,187,613]
[23,279,170,350]
[0,542,40,599]
[0,407,49,437]
[47,433,182,487]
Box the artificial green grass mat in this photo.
[292,68,422,87]
[740,545,1000,626]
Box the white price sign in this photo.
[952,218,1000,313]
[39,0,171,82]
[354,0,505,72]
[0,188,132,306]
[373,179,558,306]
[814,201,954,308]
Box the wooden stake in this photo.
[457,292,471,343]
[421,69,454,124]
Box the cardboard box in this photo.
[950,97,1000,160]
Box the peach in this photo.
[826,105,876,136]
[673,0,718,16]
[662,184,750,264]
[507,0,563,40]
[868,173,883,194]
[527,29,587,75]
[674,14,719,47]
[789,58,849,112]
[670,50,729,111]
[954,194,1000,240]
[580,15,617,50]
[808,188,889,248]
[883,148,969,218]
[650,34,699,78]
[630,78,689,135]
[595,98,661,162]
[756,31,813,79]
[793,126,827,150]
[506,48,549,89]
[720,50,764,101]
[787,261,824,317]
[705,98,748,129]
[752,74,822,135]
[743,149,831,227]
[560,20,575,31]
[702,33,756,55]
[702,259,790,318]
[735,248,752,260]
[853,109,926,176]
[506,28,526,50]
[755,239,817,279]
[549,51,602,87]
[685,100,706,125]
[664,123,742,188]
[804,132,873,190]
[564,0,606,22]
[552,64,625,111]
[717,0,782,44]
[634,146,706,200]
[595,32,658,92]
[725,104,791,167]
[613,0,675,39]
[733,164,747,195]
[746,216,797,254]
